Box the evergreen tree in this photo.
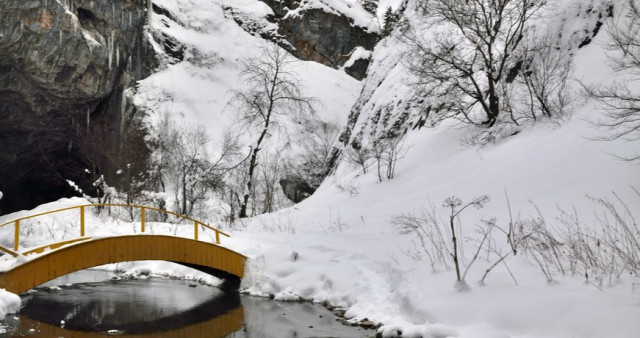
[382,7,398,37]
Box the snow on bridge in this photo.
[0,204,246,294]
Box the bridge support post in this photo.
[80,206,85,237]
[194,221,198,241]
[141,207,146,233]
[14,220,19,251]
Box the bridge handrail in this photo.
[0,203,230,256]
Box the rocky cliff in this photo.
[228,0,380,80]
[0,0,155,214]
[0,0,382,214]
[327,0,614,173]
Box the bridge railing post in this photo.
[194,221,199,241]
[14,220,19,252]
[80,206,85,237]
[215,231,220,245]
[141,207,146,233]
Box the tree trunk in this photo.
[239,126,269,218]
[181,171,187,215]
[486,80,500,127]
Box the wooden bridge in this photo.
[0,204,247,294]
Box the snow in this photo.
[0,290,20,321]
[2,0,640,336]
[227,110,640,338]
[135,0,361,157]
[342,46,372,69]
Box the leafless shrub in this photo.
[392,195,490,290]
[344,146,373,175]
[557,189,640,286]
[321,207,349,233]
[392,202,450,272]
[335,180,360,196]
[260,211,297,234]
[371,134,409,182]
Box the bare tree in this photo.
[583,0,640,161]
[232,43,315,218]
[255,149,291,215]
[371,134,408,182]
[344,146,373,174]
[167,123,210,215]
[149,118,242,217]
[516,33,575,121]
[405,0,545,127]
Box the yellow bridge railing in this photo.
[0,204,230,257]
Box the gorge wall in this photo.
[0,0,155,214]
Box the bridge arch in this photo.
[0,235,246,294]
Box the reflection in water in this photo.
[5,307,244,337]
[5,270,373,337]
[14,275,242,337]
[20,279,241,334]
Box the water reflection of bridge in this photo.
[16,280,244,337]
[0,204,247,293]
[14,307,244,337]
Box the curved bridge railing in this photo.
[0,203,230,257]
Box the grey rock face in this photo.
[0,0,154,214]
[279,176,316,203]
[260,1,379,79]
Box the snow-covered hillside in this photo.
[1,0,639,336]
[231,0,640,337]
[135,0,361,154]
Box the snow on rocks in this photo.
[273,287,301,302]
[0,289,20,320]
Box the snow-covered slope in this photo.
[337,0,617,151]
[134,0,361,151]
[229,0,640,337]
[1,0,639,336]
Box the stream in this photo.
[0,270,374,337]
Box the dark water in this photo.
[0,270,374,337]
